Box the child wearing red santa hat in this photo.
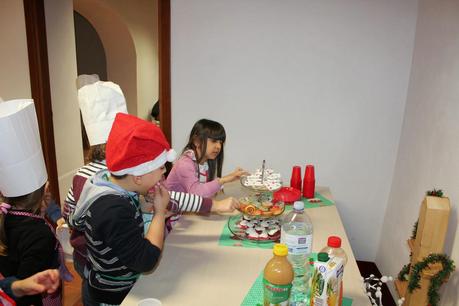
[73,113,171,305]
[66,82,239,281]
[71,113,238,305]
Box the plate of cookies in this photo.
[237,193,285,217]
[240,168,282,192]
[227,214,281,242]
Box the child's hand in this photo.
[12,269,60,297]
[151,184,170,216]
[211,197,240,213]
[56,218,66,229]
[140,195,154,213]
[219,167,248,184]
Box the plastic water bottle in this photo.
[280,201,313,306]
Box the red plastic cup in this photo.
[290,166,302,191]
[304,165,315,180]
[303,165,315,198]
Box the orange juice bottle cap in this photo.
[273,244,288,256]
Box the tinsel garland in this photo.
[397,263,410,281]
[407,253,455,306]
[426,189,443,197]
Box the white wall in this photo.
[0,0,31,99]
[171,0,418,260]
[44,0,85,201]
[103,0,159,120]
[376,0,459,304]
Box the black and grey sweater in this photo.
[84,194,159,304]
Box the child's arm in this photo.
[62,186,75,223]
[44,200,63,224]
[11,269,60,297]
[210,197,240,213]
[146,190,238,214]
[168,191,212,213]
[217,167,248,185]
[168,191,238,214]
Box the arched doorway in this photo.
[23,0,171,201]
[73,0,138,116]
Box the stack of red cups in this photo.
[290,166,302,191]
[303,165,315,198]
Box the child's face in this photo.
[204,138,223,161]
[136,165,166,195]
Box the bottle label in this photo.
[262,278,292,305]
[280,232,312,255]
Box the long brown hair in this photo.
[183,119,226,181]
[0,184,45,255]
[88,143,106,162]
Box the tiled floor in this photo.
[63,261,83,306]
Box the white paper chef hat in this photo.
[78,81,128,146]
[76,74,100,90]
[0,99,48,197]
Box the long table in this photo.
[122,184,371,305]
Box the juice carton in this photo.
[310,253,344,306]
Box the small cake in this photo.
[268,228,280,237]
[254,225,265,232]
[258,230,269,240]
[260,220,271,227]
[238,220,249,229]
[246,228,259,239]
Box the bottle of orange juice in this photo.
[310,252,344,306]
[263,244,294,306]
[320,236,347,306]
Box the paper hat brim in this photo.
[110,149,176,176]
[78,81,128,146]
[0,99,48,197]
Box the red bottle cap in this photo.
[327,236,342,248]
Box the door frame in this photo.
[158,0,171,143]
[23,0,60,202]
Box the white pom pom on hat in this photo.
[167,149,177,162]
[106,113,175,176]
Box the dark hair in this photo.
[151,101,160,121]
[110,173,128,180]
[88,143,106,162]
[183,119,226,181]
[0,184,46,255]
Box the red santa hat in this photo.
[106,113,176,176]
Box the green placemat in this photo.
[241,267,353,306]
[301,192,335,209]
